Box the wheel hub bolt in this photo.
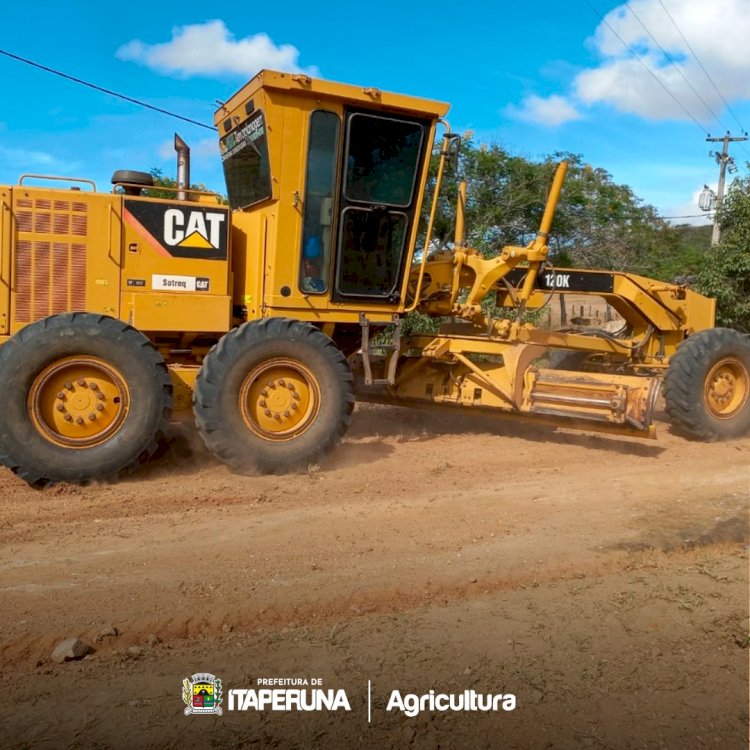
[291,402,298,411]
[292,392,300,400]
[75,417,84,425]
[97,392,106,401]
[264,409,272,417]
[88,413,97,421]
[65,382,74,391]
[77,379,86,387]
[287,383,295,391]
[56,404,65,412]
[273,413,281,421]
[89,383,99,391]
[56,391,66,400]
[259,399,267,408]
[64,414,73,422]
[96,404,104,412]
[261,389,269,398]
[283,410,291,418]
[268,381,277,389]
[278,379,286,387]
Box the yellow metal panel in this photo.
[127,292,231,332]
[0,187,11,334]
[229,212,265,319]
[120,194,231,299]
[260,98,305,304]
[9,187,121,334]
[215,70,450,131]
[168,364,200,417]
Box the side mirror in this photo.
[446,134,462,172]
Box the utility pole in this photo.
[706,133,748,246]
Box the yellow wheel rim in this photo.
[28,356,130,448]
[239,358,320,441]
[703,356,749,419]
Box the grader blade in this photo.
[522,369,659,433]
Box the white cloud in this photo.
[0,145,79,173]
[509,0,750,126]
[117,20,318,78]
[505,94,583,127]
[575,0,750,123]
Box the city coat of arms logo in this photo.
[182,672,223,716]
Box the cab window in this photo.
[334,112,426,301]
[299,111,340,294]
[344,114,423,207]
[220,109,272,209]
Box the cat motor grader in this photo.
[0,70,748,486]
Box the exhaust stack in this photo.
[174,133,190,200]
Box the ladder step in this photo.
[359,313,402,387]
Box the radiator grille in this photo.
[13,198,88,323]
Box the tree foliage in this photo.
[697,176,750,331]
[422,138,708,282]
[142,168,225,202]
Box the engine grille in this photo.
[13,197,88,324]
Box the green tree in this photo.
[142,168,226,203]
[422,140,705,283]
[697,176,750,330]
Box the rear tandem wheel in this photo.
[0,313,172,486]
[193,318,355,473]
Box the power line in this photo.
[658,213,712,219]
[0,48,217,132]
[656,0,747,135]
[584,0,710,135]
[624,1,729,132]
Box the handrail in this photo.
[19,174,97,190]
[404,119,451,313]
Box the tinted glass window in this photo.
[220,110,272,209]
[299,111,339,294]
[337,207,408,297]
[344,114,423,207]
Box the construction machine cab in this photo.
[214,71,449,324]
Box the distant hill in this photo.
[671,223,712,254]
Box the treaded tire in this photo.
[194,318,355,473]
[664,327,750,440]
[548,350,593,371]
[0,313,172,487]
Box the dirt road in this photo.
[1,403,748,748]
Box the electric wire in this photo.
[656,0,747,135]
[584,0,710,135]
[655,1,750,164]
[658,213,713,219]
[0,48,217,132]
[624,1,730,132]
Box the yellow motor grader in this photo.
[0,70,747,486]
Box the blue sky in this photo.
[2,0,748,226]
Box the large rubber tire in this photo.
[664,327,750,440]
[548,350,593,371]
[0,313,172,486]
[193,318,355,473]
